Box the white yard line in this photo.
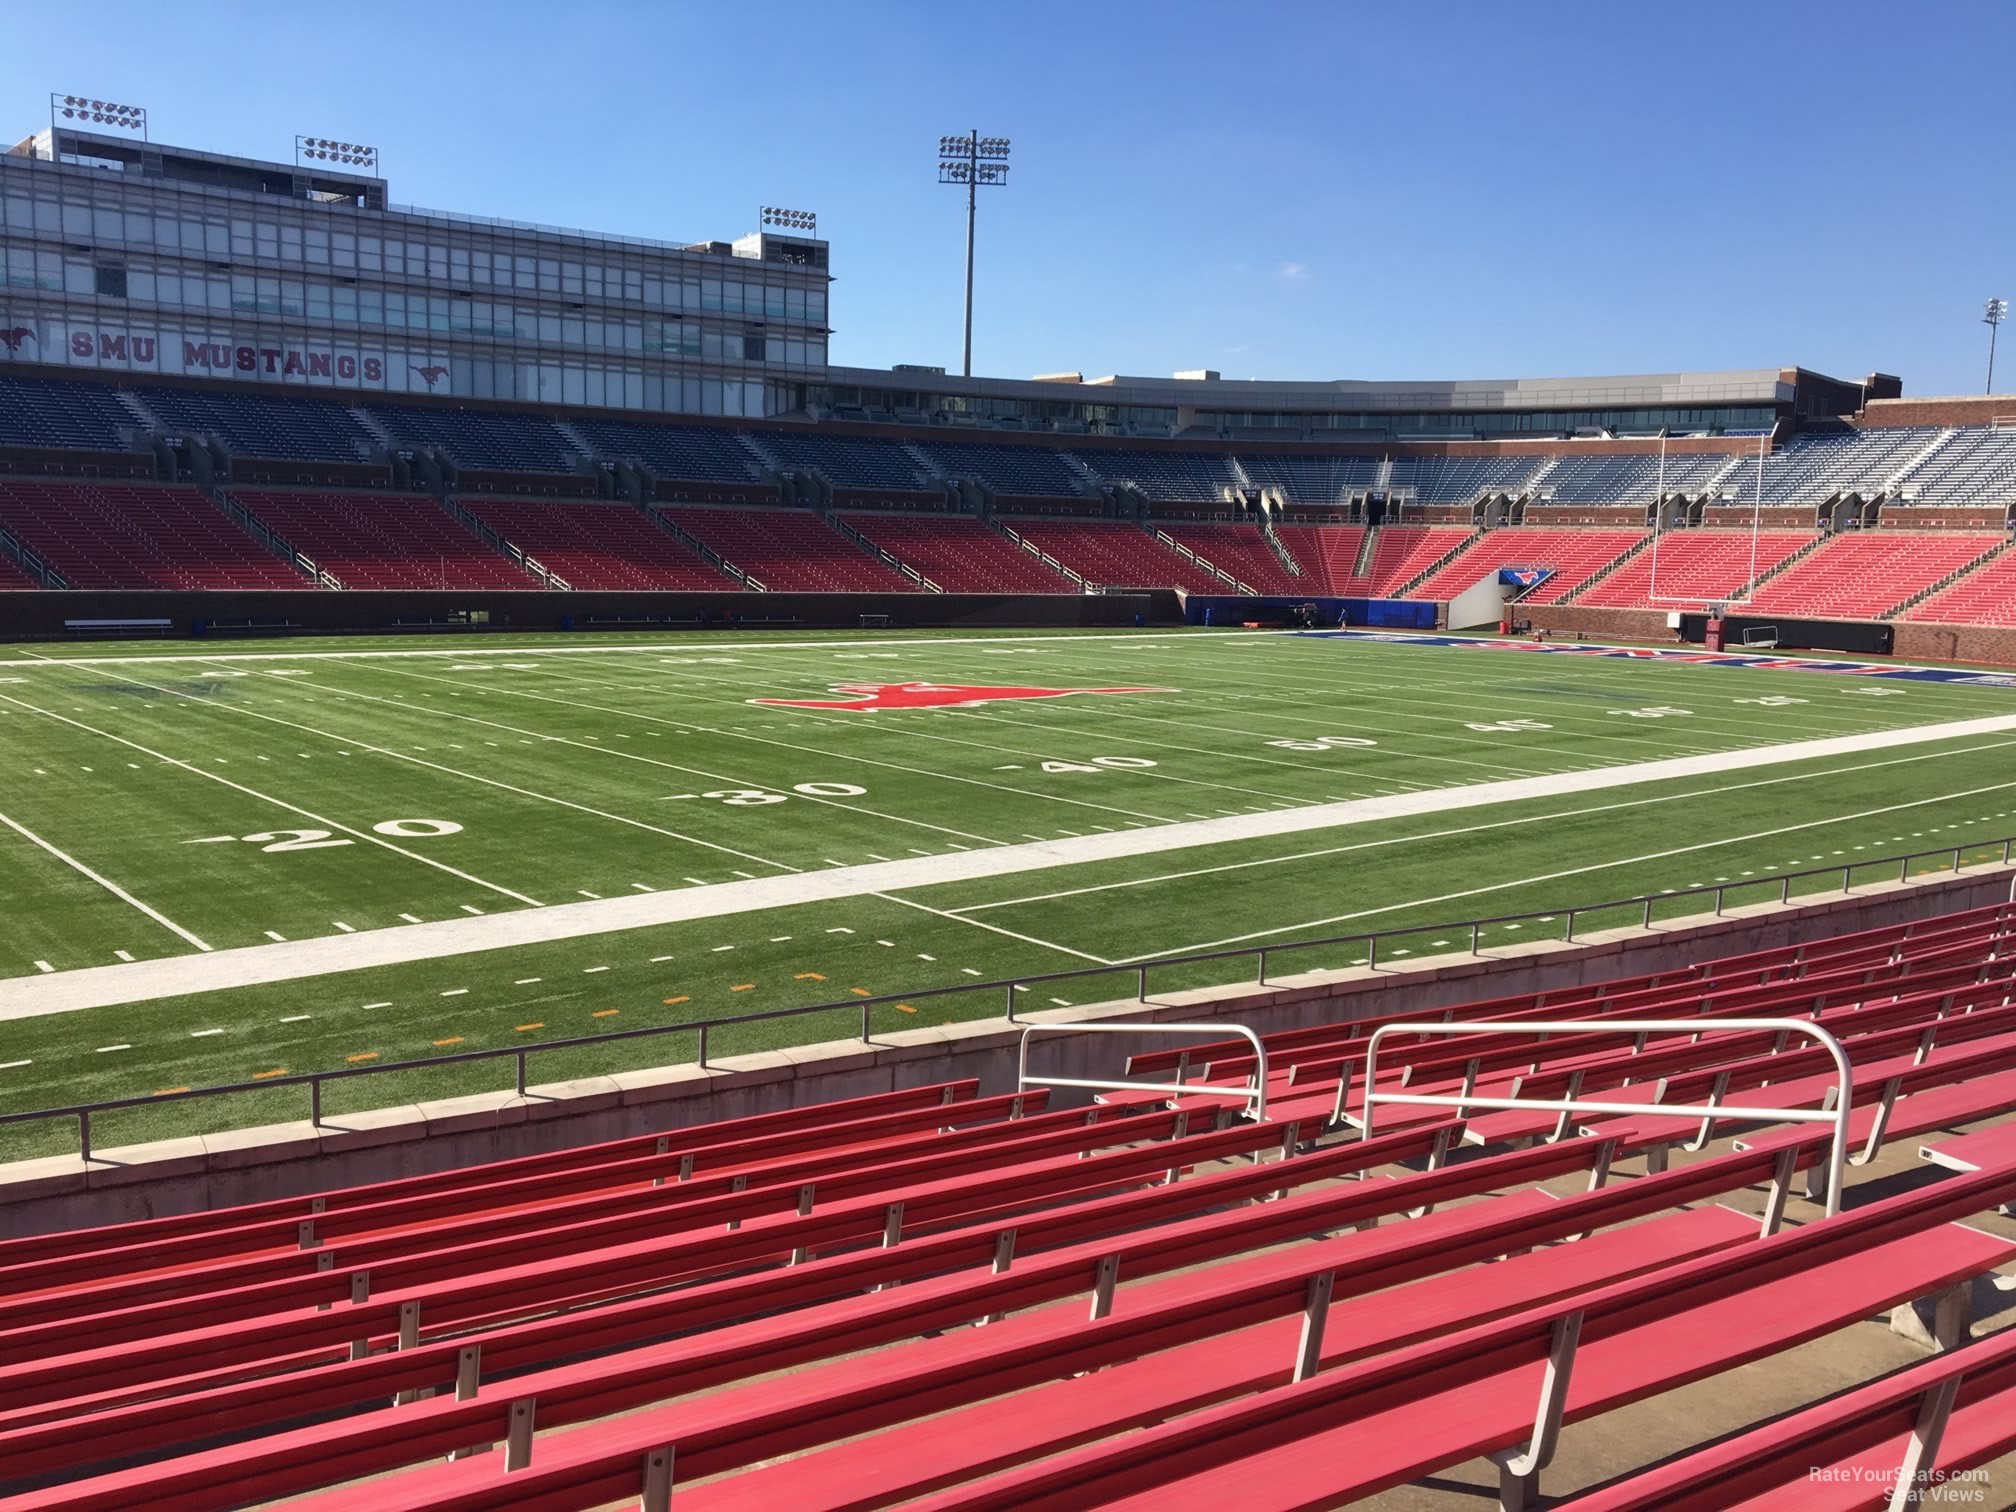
[950,738,2016,915]
[83,668,803,876]
[872,894,1112,964]
[0,694,546,908]
[0,812,213,952]
[5,709,2016,1019]
[288,671,1010,850]
[1131,776,2016,961]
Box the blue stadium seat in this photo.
[912,440,1087,497]
[565,417,764,481]
[750,430,934,489]
[0,376,137,451]
[135,387,377,462]
[365,404,581,473]
[1069,448,1241,500]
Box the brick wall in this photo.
[1524,605,1676,641]
[1863,397,2016,428]
[1523,604,2016,668]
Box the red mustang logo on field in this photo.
[749,681,1167,712]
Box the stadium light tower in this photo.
[937,131,1011,378]
[50,93,147,142]
[1985,298,2009,395]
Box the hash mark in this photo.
[363,1001,391,1009]
[114,949,134,962]
[584,966,610,974]
[95,1044,131,1053]
[650,955,674,963]
[440,988,469,997]
[515,977,544,985]
[191,1028,224,1037]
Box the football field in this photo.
[4,625,2016,1158]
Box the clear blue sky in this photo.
[6,1,2011,395]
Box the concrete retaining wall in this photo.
[3,865,2009,1237]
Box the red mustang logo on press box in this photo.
[749,681,1167,712]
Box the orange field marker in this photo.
[345,1051,378,1063]
[433,1037,464,1047]
[515,1022,544,1032]
[252,1068,288,1080]
[663,995,689,1005]
[592,1008,621,1018]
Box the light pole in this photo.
[937,132,1011,378]
[1986,298,2009,395]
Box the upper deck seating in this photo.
[0,375,136,451]
[134,387,375,462]
[1540,452,1727,503]
[564,418,765,482]
[1895,424,2016,505]
[754,431,933,490]
[912,440,1087,497]
[1072,448,1242,500]
[366,404,580,473]
[1389,454,1541,503]
[1236,453,1381,505]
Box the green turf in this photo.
[3,626,2014,1160]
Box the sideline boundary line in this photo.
[7,706,2016,1020]
[0,812,212,953]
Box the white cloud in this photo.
[1276,261,1308,282]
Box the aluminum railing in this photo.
[1359,1017,1853,1218]
[1017,1021,1270,1123]
[1,835,2009,1160]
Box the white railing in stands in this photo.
[1359,1017,1852,1220]
[1018,1021,1270,1123]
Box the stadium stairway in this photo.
[5,900,2014,1509]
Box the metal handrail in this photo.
[1,835,2009,1160]
[1359,1017,1853,1217]
[1017,1021,1270,1123]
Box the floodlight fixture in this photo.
[296,136,379,172]
[761,205,818,232]
[935,129,1013,378]
[51,93,147,139]
[1987,297,2010,395]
